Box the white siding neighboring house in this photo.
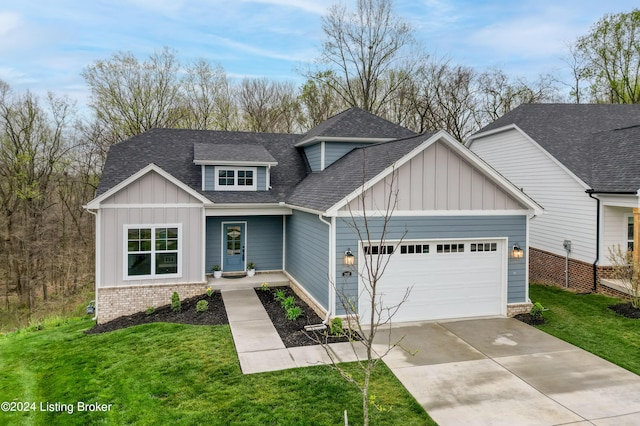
[467,104,640,296]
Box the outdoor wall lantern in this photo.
[344,249,355,266]
[511,243,524,259]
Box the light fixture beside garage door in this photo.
[511,243,524,259]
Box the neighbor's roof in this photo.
[473,104,640,192]
[297,107,415,145]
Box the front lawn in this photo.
[0,319,434,425]
[530,284,640,375]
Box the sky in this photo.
[0,0,635,111]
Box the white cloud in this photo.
[239,0,332,15]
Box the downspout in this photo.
[318,214,333,324]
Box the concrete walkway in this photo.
[375,318,640,426]
[221,288,367,374]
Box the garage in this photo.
[358,239,506,323]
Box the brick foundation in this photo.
[97,282,208,323]
[529,247,633,299]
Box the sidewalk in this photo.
[221,288,367,374]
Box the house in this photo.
[85,108,541,324]
[467,104,640,296]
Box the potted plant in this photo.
[247,262,256,277]
[212,264,222,279]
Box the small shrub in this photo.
[171,292,181,313]
[212,265,221,272]
[145,306,155,315]
[282,296,295,310]
[247,262,255,270]
[286,306,303,321]
[530,302,546,320]
[260,282,269,291]
[274,289,286,303]
[330,317,343,336]
[196,300,209,313]
[206,287,213,297]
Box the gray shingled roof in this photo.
[299,107,416,143]
[287,133,434,211]
[96,108,420,209]
[97,129,305,203]
[475,104,640,192]
[193,143,277,164]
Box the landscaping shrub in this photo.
[530,302,546,320]
[282,296,295,310]
[171,292,181,313]
[145,306,155,315]
[330,317,343,336]
[286,306,302,321]
[196,300,209,313]
[274,289,286,303]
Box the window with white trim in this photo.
[363,245,395,255]
[436,243,465,253]
[125,225,181,279]
[214,167,256,191]
[399,244,430,254]
[470,243,497,252]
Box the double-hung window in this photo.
[214,167,256,190]
[125,225,181,279]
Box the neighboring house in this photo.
[467,104,640,296]
[85,108,541,324]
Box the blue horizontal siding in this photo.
[324,142,369,168]
[334,215,528,314]
[203,166,267,191]
[206,216,283,272]
[285,210,329,309]
[303,144,322,171]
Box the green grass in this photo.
[0,319,435,425]
[530,284,640,375]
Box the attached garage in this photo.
[358,239,507,323]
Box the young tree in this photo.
[317,152,412,426]
[310,0,420,114]
[608,245,640,308]
[573,9,640,103]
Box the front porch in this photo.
[207,272,290,291]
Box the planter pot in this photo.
[247,269,256,277]
[213,270,222,279]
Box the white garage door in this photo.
[358,240,506,323]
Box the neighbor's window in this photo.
[126,225,180,279]
[215,167,256,190]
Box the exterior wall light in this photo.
[511,243,524,259]
[344,249,355,266]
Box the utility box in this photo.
[563,240,571,252]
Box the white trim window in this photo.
[627,215,634,251]
[125,224,182,279]
[214,166,257,191]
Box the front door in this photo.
[223,223,245,272]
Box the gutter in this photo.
[585,189,638,292]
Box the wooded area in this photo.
[1,1,638,330]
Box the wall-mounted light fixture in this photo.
[511,243,524,259]
[344,249,355,266]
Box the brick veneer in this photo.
[529,247,632,299]
[507,302,533,316]
[97,282,208,323]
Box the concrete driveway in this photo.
[375,317,640,426]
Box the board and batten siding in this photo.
[205,216,283,272]
[470,130,596,263]
[347,140,527,212]
[285,210,330,310]
[99,171,205,287]
[334,215,527,315]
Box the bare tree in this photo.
[316,153,412,426]
[608,245,640,308]
[239,78,301,133]
[82,47,184,143]
[311,0,419,114]
[298,71,346,130]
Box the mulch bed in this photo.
[86,292,228,334]
[255,286,357,348]
[609,302,640,319]
[513,313,546,326]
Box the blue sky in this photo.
[0,0,635,109]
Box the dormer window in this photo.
[215,167,257,191]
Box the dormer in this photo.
[193,143,278,191]
[296,137,391,171]
[296,107,416,172]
